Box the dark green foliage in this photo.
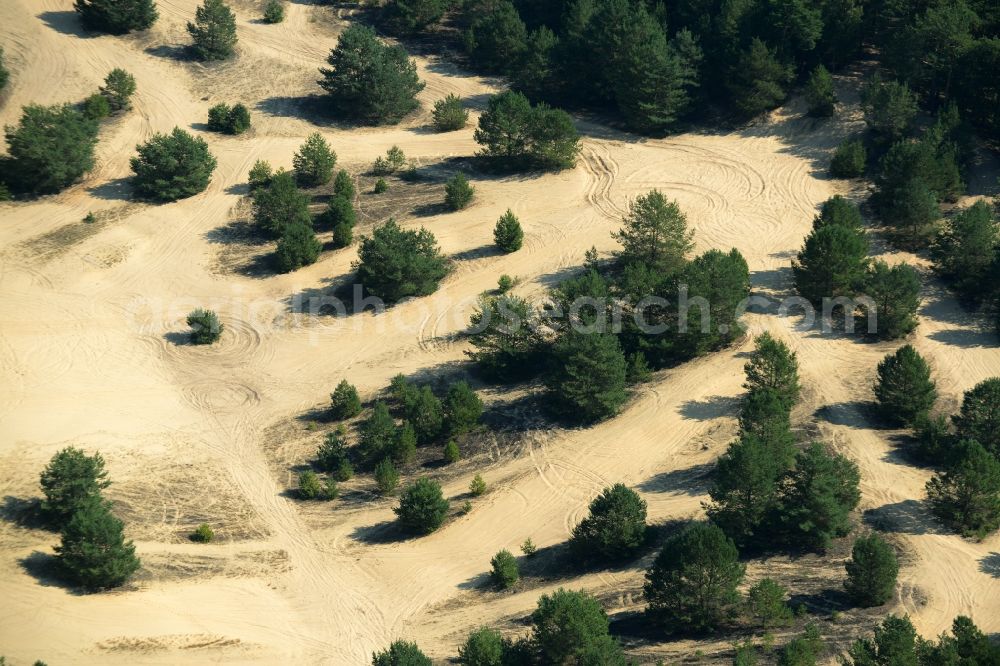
[374,458,399,495]
[474,91,579,171]
[443,381,482,436]
[360,402,413,467]
[859,261,922,340]
[490,549,519,589]
[707,434,792,547]
[874,346,937,426]
[274,222,321,273]
[409,386,444,445]
[466,294,543,382]
[3,104,98,195]
[333,169,355,200]
[432,94,468,131]
[512,26,559,102]
[844,615,918,666]
[844,533,899,607]
[743,332,800,411]
[531,589,624,665]
[373,178,389,194]
[926,439,1000,537]
[207,102,250,135]
[263,0,284,24]
[56,496,140,590]
[252,169,310,236]
[191,523,214,543]
[470,474,486,497]
[130,128,216,201]
[443,440,460,463]
[316,429,353,481]
[330,381,361,420]
[956,38,1000,142]
[747,578,792,627]
[458,627,504,666]
[912,413,956,466]
[613,190,693,275]
[319,195,356,238]
[571,483,647,561]
[932,201,998,301]
[873,138,961,236]
[187,0,237,61]
[644,522,745,633]
[918,615,1000,666]
[779,623,825,666]
[831,139,866,178]
[319,24,425,125]
[187,308,222,344]
[445,172,475,210]
[674,248,751,356]
[464,1,527,74]
[953,378,1000,457]
[298,470,336,500]
[738,389,794,449]
[101,69,136,112]
[82,94,111,120]
[777,443,861,550]
[0,48,8,92]
[805,65,836,117]
[293,132,336,187]
[544,330,628,424]
[728,38,793,118]
[39,447,110,525]
[394,477,449,534]
[354,219,449,303]
[814,196,863,231]
[74,0,158,34]
[248,159,272,190]
[862,75,918,144]
[371,641,431,666]
[792,221,869,307]
[384,0,445,34]
[493,209,523,252]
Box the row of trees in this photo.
[38,448,140,590]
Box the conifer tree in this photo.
[187,0,238,61]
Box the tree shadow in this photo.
[814,401,874,429]
[927,328,996,349]
[37,11,93,38]
[164,331,193,346]
[412,201,450,217]
[255,95,361,130]
[86,177,132,201]
[637,463,714,496]
[205,218,272,247]
[451,244,504,263]
[350,519,417,545]
[0,496,52,531]
[863,499,949,535]
[680,395,738,421]
[144,44,193,61]
[979,552,1000,578]
[788,587,853,615]
[18,551,86,594]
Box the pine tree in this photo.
[333,169,356,200]
[330,380,362,420]
[55,496,140,590]
[728,38,793,118]
[187,0,237,61]
[861,75,918,144]
[384,0,446,35]
[354,219,449,302]
[252,170,310,236]
[274,222,320,273]
[458,627,504,666]
[318,25,425,125]
[493,209,523,252]
[844,615,918,666]
[859,261,922,340]
[644,523,745,632]
[374,458,399,495]
[747,578,792,627]
[187,308,222,344]
[792,222,869,307]
[873,345,936,426]
[39,448,111,524]
[444,173,475,210]
[489,549,519,588]
[431,94,468,132]
[463,0,527,74]
[4,104,98,195]
[466,294,544,382]
[931,201,999,300]
[372,641,431,666]
[443,381,482,436]
[805,65,837,117]
[613,190,694,274]
[293,132,336,187]
[844,533,899,607]
[830,139,866,178]
[531,589,624,664]
[776,443,861,551]
[74,0,158,34]
[101,68,137,112]
[743,332,800,411]
[130,128,217,201]
[544,330,628,424]
[953,378,1000,458]
[570,484,647,561]
[813,196,864,232]
[394,477,449,534]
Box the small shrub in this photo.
[371,156,391,176]
[330,379,362,420]
[298,470,323,499]
[274,222,321,273]
[372,641,431,666]
[844,533,899,607]
[374,458,399,495]
[400,164,420,181]
[830,138,866,178]
[373,178,389,194]
[227,103,251,134]
[83,212,97,224]
[433,94,468,131]
[747,578,792,627]
[263,0,284,23]
[191,523,214,543]
[333,221,354,248]
[570,483,647,561]
[443,440,460,463]
[445,172,474,210]
[333,169,355,200]
[374,145,406,174]
[207,103,231,132]
[490,549,519,589]
[469,473,486,496]
[82,93,111,120]
[520,537,536,557]
[497,274,514,293]
[444,381,483,436]
[317,429,354,481]
[493,209,523,252]
[804,65,836,118]
[248,159,272,190]
[458,627,504,666]
[187,308,223,344]
[461,500,473,514]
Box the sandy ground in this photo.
[1,1,999,664]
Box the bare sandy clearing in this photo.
[1,1,999,664]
